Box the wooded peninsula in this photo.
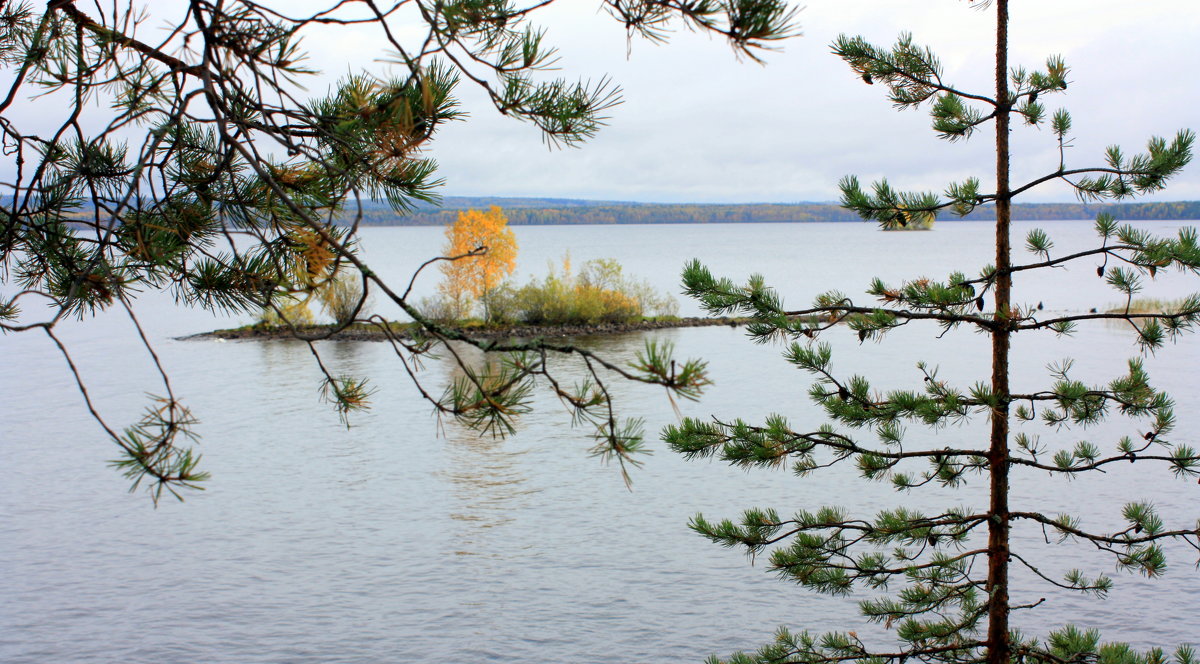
[338,197,1200,226]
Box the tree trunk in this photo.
[986,1,1013,663]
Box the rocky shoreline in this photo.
[185,316,750,342]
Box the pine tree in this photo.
[672,2,1198,662]
[0,0,796,501]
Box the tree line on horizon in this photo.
[340,199,1200,226]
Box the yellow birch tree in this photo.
[439,207,518,321]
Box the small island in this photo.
[188,316,752,342]
[190,207,765,344]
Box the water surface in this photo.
[2,221,1198,662]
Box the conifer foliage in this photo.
[0,0,796,501]
[672,3,1198,663]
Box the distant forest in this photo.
[339,198,1200,227]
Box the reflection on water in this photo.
[432,331,672,557]
[441,431,540,555]
[435,347,540,556]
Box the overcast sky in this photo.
[407,1,1200,204]
[6,1,1198,205]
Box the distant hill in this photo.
[12,196,1198,226]
[410,196,646,211]
[338,198,1200,226]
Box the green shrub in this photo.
[481,283,522,325]
[509,255,675,325]
[319,271,372,325]
[1105,297,1196,314]
[258,295,317,327]
[417,293,467,324]
[579,258,678,318]
[424,254,677,326]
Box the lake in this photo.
[2,221,1198,662]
